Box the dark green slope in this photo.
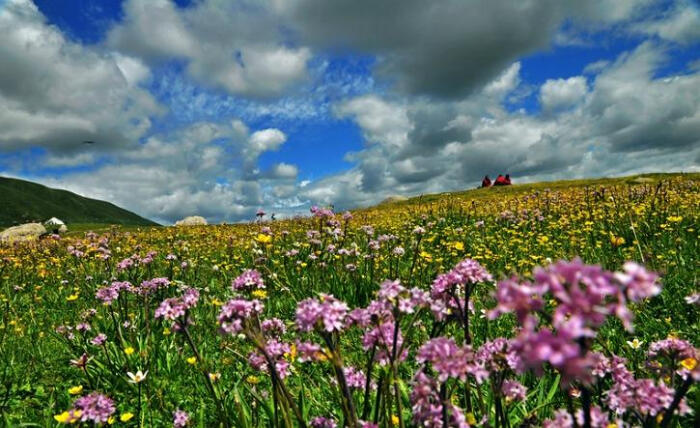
[0,176,158,226]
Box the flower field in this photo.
[1,174,698,427]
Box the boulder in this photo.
[174,216,208,226]
[0,223,47,243]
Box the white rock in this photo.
[174,216,208,226]
[0,223,47,243]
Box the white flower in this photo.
[127,370,148,383]
[626,338,643,350]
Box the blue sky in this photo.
[0,0,698,223]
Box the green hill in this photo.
[0,176,158,227]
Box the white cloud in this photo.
[0,0,161,153]
[632,0,700,44]
[540,76,588,112]
[334,95,412,149]
[248,129,287,154]
[107,0,311,97]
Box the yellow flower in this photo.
[465,413,477,425]
[120,412,134,422]
[391,415,399,426]
[453,242,464,251]
[251,289,268,299]
[680,358,697,371]
[209,372,221,382]
[108,416,115,424]
[68,385,83,395]
[163,327,171,336]
[246,375,260,384]
[256,234,272,244]
[66,294,79,302]
[54,410,81,424]
[667,215,683,223]
[124,346,135,355]
[607,424,618,428]
[187,356,197,365]
[610,234,625,247]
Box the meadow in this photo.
[0,174,698,427]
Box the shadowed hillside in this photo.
[0,176,158,227]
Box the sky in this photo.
[0,0,698,224]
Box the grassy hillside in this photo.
[0,176,158,227]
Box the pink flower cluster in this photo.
[232,269,265,291]
[489,258,661,384]
[72,392,115,424]
[154,288,199,321]
[217,299,264,334]
[296,294,348,333]
[430,259,491,321]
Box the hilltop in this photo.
[0,176,158,227]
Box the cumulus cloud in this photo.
[281,0,649,98]
[35,120,299,224]
[0,0,161,153]
[107,0,311,97]
[540,76,588,112]
[631,0,700,44]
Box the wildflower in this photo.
[73,392,116,424]
[310,417,337,428]
[236,268,265,287]
[685,293,700,305]
[124,347,135,356]
[627,338,643,350]
[501,380,527,402]
[251,289,268,299]
[70,353,90,369]
[54,410,82,424]
[610,235,625,247]
[68,385,83,395]
[186,356,197,365]
[296,294,348,333]
[218,298,264,335]
[173,409,190,427]
[127,370,148,383]
[91,333,107,346]
[680,358,697,371]
[120,412,134,422]
[416,337,476,382]
[95,285,119,304]
[256,234,272,244]
[66,294,79,302]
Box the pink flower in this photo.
[173,409,190,427]
[501,380,527,401]
[218,299,264,334]
[73,392,115,424]
[295,294,348,333]
[232,269,265,291]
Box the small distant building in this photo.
[44,217,68,233]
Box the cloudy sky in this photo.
[0,0,698,224]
